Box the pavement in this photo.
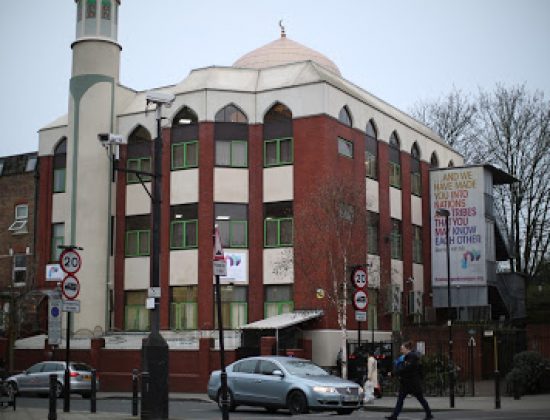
[2,385,550,419]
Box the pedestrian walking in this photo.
[386,341,433,420]
[363,350,379,404]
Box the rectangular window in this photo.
[53,168,66,193]
[264,138,293,167]
[170,286,197,330]
[170,220,198,249]
[367,211,379,255]
[264,218,293,247]
[127,157,152,184]
[216,203,248,248]
[411,172,422,196]
[126,230,150,256]
[389,162,401,188]
[124,291,149,331]
[337,137,354,158]
[51,223,64,262]
[26,156,37,172]
[13,254,27,286]
[412,225,423,263]
[214,286,248,329]
[264,285,293,317]
[172,141,198,170]
[390,219,402,260]
[15,204,28,220]
[215,140,247,167]
[365,136,378,179]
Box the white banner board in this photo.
[431,167,486,286]
[221,252,247,282]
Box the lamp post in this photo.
[436,208,454,408]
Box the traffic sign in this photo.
[213,225,225,261]
[60,249,82,274]
[48,298,62,345]
[62,300,81,313]
[352,268,368,289]
[61,275,80,300]
[355,311,367,322]
[213,260,227,276]
[353,290,368,310]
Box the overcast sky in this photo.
[1,0,549,156]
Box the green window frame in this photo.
[390,220,402,260]
[127,157,152,184]
[264,138,293,167]
[171,141,198,170]
[411,171,422,196]
[337,137,354,158]
[412,225,423,263]
[125,229,150,256]
[215,140,247,167]
[215,302,248,329]
[365,150,377,179]
[264,217,293,247]
[170,302,198,330]
[124,305,150,331]
[170,220,198,249]
[389,161,401,188]
[218,220,248,248]
[264,301,294,318]
[53,168,66,193]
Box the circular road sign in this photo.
[60,249,81,274]
[353,290,368,311]
[61,275,80,300]
[352,268,368,289]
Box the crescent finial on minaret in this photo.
[279,20,286,38]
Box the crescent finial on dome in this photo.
[279,20,286,38]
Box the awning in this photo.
[241,310,324,330]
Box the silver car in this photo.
[207,356,363,415]
[6,361,99,398]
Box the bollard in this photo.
[48,374,57,420]
[91,369,97,413]
[140,371,150,420]
[132,369,139,416]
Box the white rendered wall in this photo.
[214,168,248,203]
[170,169,199,204]
[263,248,293,284]
[169,250,198,285]
[263,166,293,202]
[124,257,150,290]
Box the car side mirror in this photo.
[272,369,284,377]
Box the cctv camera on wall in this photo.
[98,133,126,145]
[146,91,175,106]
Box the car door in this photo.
[41,362,65,392]
[253,360,288,405]
[18,363,46,392]
[228,359,259,403]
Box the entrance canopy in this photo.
[241,310,324,331]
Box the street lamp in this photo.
[435,208,454,408]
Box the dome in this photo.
[233,32,341,76]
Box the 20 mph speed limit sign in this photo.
[60,249,81,274]
[353,290,369,310]
[352,268,367,289]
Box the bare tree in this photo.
[411,84,550,278]
[274,175,366,379]
[410,87,478,158]
[475,85,550,277]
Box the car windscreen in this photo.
[71,363,92,372]
[282,360,329,376]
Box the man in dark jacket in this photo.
[386,341,433,420]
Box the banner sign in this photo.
[430,167,486,286]
[221,252,247,282]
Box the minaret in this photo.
[65,0,121,334]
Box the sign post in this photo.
[351,267,368,347]
[213,225,229,420]
[58,247,82,413]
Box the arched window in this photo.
[448,160,455,168]
[410,143,422,196]
[338,106,352,127]
[264,103,293,167]
[171,107,199,170]
[215,104,248,123]
[126,126,152,184]
[389,132,401,188]
[430,152,439,168]
[53,138,67,193]
[365,120,378,179]
[215,104,248,168]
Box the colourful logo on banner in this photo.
[226,254,242,267]
[461,250,481,269]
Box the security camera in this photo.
[98,133,126,145]
[146,91,175,106]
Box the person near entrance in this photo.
[386,341,433,420]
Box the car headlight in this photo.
[313,386,338,394]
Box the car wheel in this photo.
[6,382,18,397]
[217,388,236,412]
[287,390,308,415]
[55,382,64,399]
[81,392,91,399]
[336,408,354,415]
